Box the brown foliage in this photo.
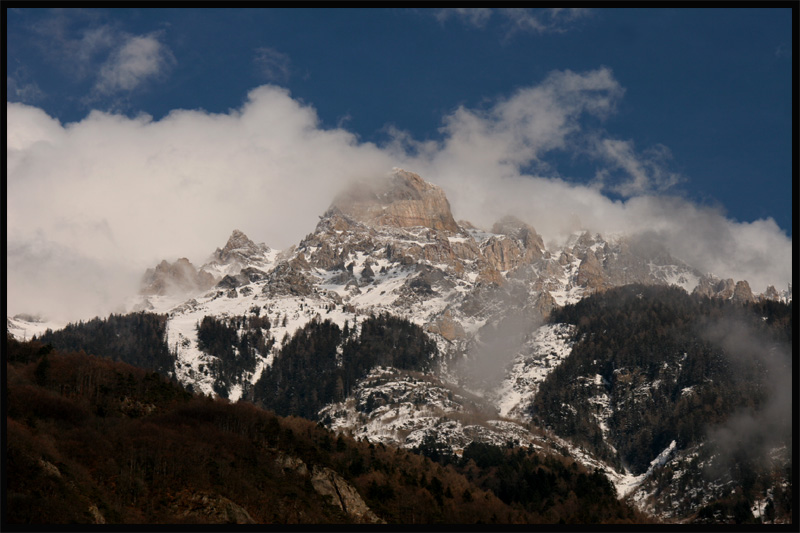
[5,334,651,524]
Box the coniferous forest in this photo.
[253,313,437,419]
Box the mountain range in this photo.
[8,169,793,524]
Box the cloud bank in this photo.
[6,68,792,322]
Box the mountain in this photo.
[21,169,793,524]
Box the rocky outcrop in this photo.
[476,266,505,286]
[311,466,384,524]
[215,266,269,289]
[692,276,717,299]
[214,229,271,265]
[87,504,106,524]
[274,451,309,476]
[273,451,383,523]
[426,309,466,341]
[692,276,752,301]
[763,285,780,301]
[328,169,460,232]
[140,258,217,296]
[531,290,557,319]
[38,458,61,478]
[474,217,547,274]
[576,251,606,290]
[481,236,523,272]
[168,490,255,524]
[714,278,736,300]
[491,215,545,264]
[692,276,760,303]
[262,262,314,297]
[732,280,755,303]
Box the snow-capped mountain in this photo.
[13,169,792,523]
[127,169,785,396]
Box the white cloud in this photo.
[594,138,685,196]
[7,77,43,104]
[435,8,493,28]
[502,8,592,35]
[6,69,792,322]
[254,47,292,83]
[28,12,173,97]
[31,13,117,80]
[436,8,592,34]
[95,34,174,94]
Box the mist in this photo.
[701,317,792,478]
[6,68,792,323]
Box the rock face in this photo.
[310,466,384,524]
[273,451,383,523]
[491,215,545,264]
[576,251,607,290]
[139,229,277,298]
[213,229,271,265]
[426,309,466,341]
[140,258,216,296]
[168,490,255,524]
[692,275,756,302]
[328,169,460,232]
[732,280,755,303]
[481,236,523,272]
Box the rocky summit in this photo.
[327,169,460,233]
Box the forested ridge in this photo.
[531,285,793,522]
[35,309,439,419]
[37,312,174,376]
[534,284,792,471]
[5,334,651,525]
[253,313,437,419]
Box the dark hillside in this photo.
[532,285,792,522]
[5,334,646,525]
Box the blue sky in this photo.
[6,8,794,320]
[8,8,793,230]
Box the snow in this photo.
[493,323,577,419]
[228,384,243,403]
[321,366,553,454]
[607,440,676,499]
[6,315,66,341]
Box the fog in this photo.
[701,318,792,478]
[6,68,792,322]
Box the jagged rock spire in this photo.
[216,229,270,264]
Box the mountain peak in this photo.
[216,229,270,264]
[140,257,216,296]
[324,169,460,232]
